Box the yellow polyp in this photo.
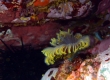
[84,37,90,47]
[73,44,78,53]
[48,53,54,59]
[45,57,54,65]
[55,47,60,55]
[41,47,53,56]
[80,36,90,49]
[66,44,71,54]
[59,29,71,37]
[74,33,82,39]
[78,42,83,50]
[50,29,72,47]
[56,30,69,39]
[59,45,67,55]
[50,38,57,46]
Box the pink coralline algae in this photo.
[47,1,93,19]
[96,0,110,14]
[0,22,61,49]
[0,0,93,23]
[88,37,110,54]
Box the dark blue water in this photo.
[1,46,49,80]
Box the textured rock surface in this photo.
[0,22,61,49]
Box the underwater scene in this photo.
[0,0,110,80]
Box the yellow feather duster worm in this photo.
[41,29,90,65]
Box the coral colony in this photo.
[0,0,110,80]
[42,29,91,65]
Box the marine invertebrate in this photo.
[41,29,91,65]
